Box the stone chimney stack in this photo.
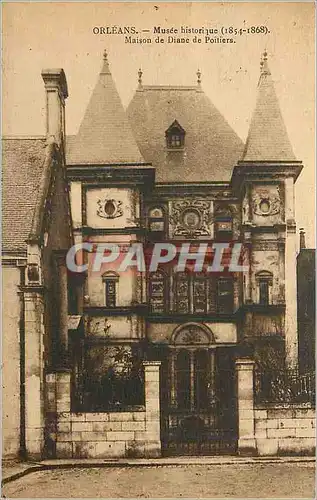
[299,228,306,250]
[41,69,68,146]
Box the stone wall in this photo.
[54,410,148,458]
[235,358,315,457]
[2,266,21,458]
[46,362,161,459]
[254,405,315,456]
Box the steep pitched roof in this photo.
[67,52,145,165]
[2,137,47,253]
[242,53,296,161]
[127,84,244,183]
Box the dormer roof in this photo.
[127,84,244,182]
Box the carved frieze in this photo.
[252,241,280,251]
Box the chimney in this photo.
[41,69,68,146]
[299,228,306,250]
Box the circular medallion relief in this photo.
[104,200,116,217]
[259,199,270,214]
[181,208,201,230]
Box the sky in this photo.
[2,2,315,248]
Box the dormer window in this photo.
[166,120,185,149]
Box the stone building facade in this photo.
[2,51,315,460]
[2,69,73,458]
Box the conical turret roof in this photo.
[67,51,145,165]
[242,52,296,161]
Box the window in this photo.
[193,275,207,314]
[165,120,185,149]
[216,278,234,314]
[256,271,273,305]
[148,207,165,235]
[214,206,233,241]
[174,273,208,314]
[149,270,166,313]
[148,272,235,315]
[102,271,119,308]
[259,281,269,305]
[174,272,191,314]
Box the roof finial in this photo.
[260,49,271,76]
[138,68,143,88]
[100,49,111,74]
[299,228,306,250]
[197,69,201,86]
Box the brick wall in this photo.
[254,405,315,456]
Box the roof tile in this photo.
[67,55,145,165]
[127,86,244,182]
[2,138,46,252]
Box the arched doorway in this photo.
[160,324,237,456]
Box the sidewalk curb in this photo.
[2,457,315,485]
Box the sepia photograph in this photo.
[1,2,315,498]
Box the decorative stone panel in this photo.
[169,199,212,239]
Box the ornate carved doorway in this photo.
[160,324,237,456]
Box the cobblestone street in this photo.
[2,462,315,498]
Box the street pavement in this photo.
[2,461,315,498]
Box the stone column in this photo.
[143,361,161,458]
[189,350,195,411]
[236,358,256,456]
[55,251,69,366]
[169,349,177,406]
[24,290,45,459]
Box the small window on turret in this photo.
[166,120,185,149]
[256,271,273,305]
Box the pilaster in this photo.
[236,358,256,456]
[143,361,162,457]
[54,250,69,366]
[24,289,45,459]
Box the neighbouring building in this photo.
[297,229,315,373]
[2,69,74,458]
[2,51,315,460]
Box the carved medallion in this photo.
[252,190,280,217]
[97,198,123,219]
[170,200,212,238]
